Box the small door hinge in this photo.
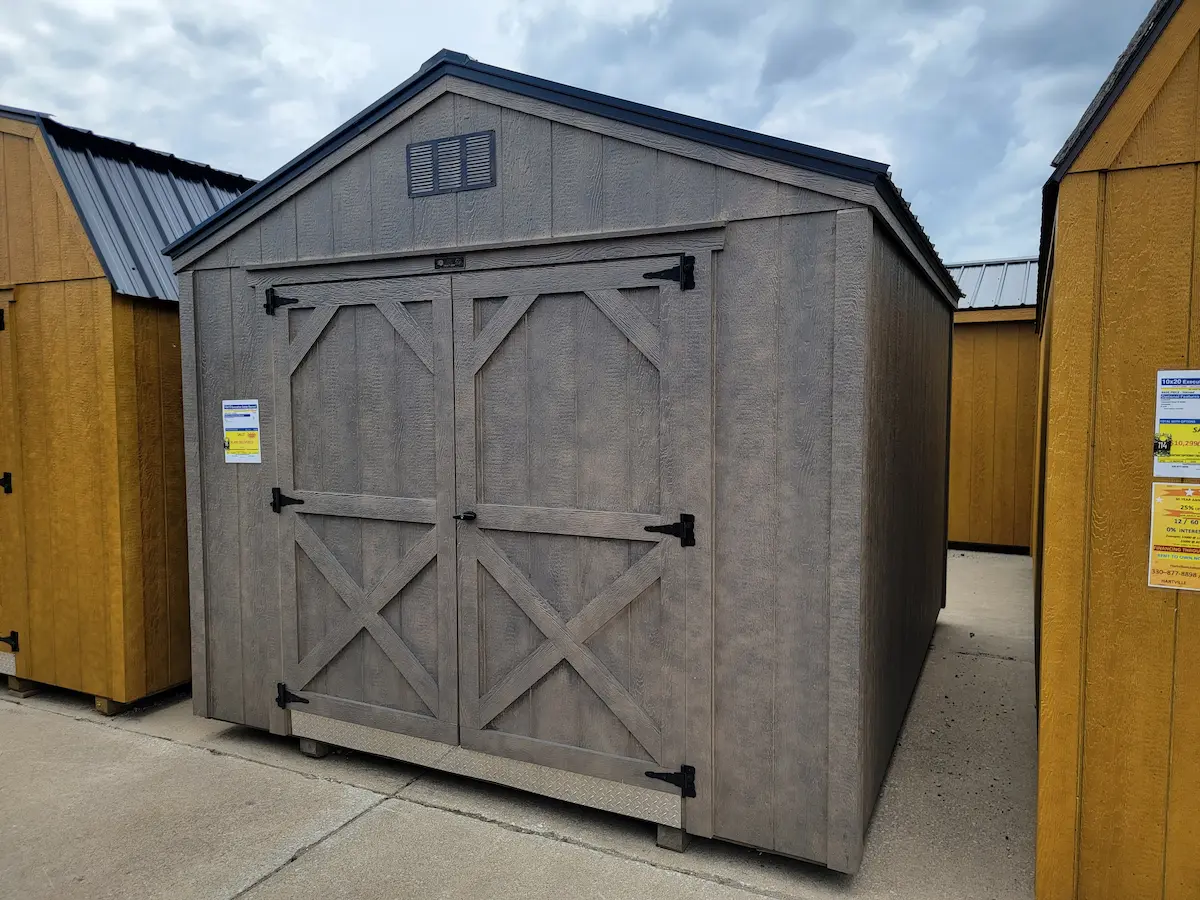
[0,631,17,652]
[645,764,696,798]
[0,308,6,330]
[270,488,304,514]
[0,472,11,494]
[642,254,695,291]
[263,287,300,316]
[276,682,309,709]
[644,513,695,547]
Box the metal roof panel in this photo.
[947,257,1038,309]
[38,118,254,301]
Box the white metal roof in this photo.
[946,257,1038,310]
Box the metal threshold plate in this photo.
[0,652,15,677]
[291,711,682,828]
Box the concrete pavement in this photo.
[0,550,1035,899]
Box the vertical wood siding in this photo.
[860,227,951,839]
[1038,7,1200,896]
[0,117,103,286]
[948,321,1039,548]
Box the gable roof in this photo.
[162,50,957,298]
[947,257,1038,309]
[1037,0,1184,307]
[0,106,255,301]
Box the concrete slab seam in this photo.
[229,796,390,899]
[0,697,420,794]
[387,792,794,900]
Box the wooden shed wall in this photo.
[181,87,950,867]
[948,319,1038,548]
[0,114,188,703]
[859,225,951,846]
[1037,7,1200,898]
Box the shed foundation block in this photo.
[656,825,691,853]
[298,737,332,759]
[7,676,39,698]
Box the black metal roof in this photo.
[0,105,255,301]
[163,50,957,298]
[1038,0,1183,308]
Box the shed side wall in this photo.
[859,225,950,828]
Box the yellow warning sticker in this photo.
[1149,483,1200,591]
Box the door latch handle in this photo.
[0,472,11,494]
[644,513,695,547]
[453,511,477,521]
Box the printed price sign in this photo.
[1149,483,1200,591]
[1154,371,1200,477]
[222,400,262,464]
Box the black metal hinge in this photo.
[0,631,17,652]
[642,254,695,291]
[644,513,695,547]
[0,308,5,331]
[0,472,11,494]
[270,488,304,514]
[645,764,696,798]
[276,682,309,709]
[263,287,300,316]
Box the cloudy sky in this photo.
[1,0,1152,262]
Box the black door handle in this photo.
[453,511,477,521]
[0,472,11,494]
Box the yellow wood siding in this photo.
[0,114,190,704]
[1038,4,1200,896]
[947,320,1038,548]
[0,116,103,286]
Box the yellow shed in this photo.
[1035,0,1200,896]
[0,106,253,712]
[946,258,1039,551]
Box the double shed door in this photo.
[272,253,711,818]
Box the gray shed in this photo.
[166,50,958,873]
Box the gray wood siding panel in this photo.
[455,96,503,245]
[826,208,872,874]
[712,218,780,850]
[773,213,836,862]
[194,268,243,723]
[859,227,950,830]
[296,178,335,260]
[229,232,285,733]
[601,138,656,230]
[411,94,458,250]
[178,271,207,716]
[551,122,603,236]
[499,108,552,241]
[656,153,716,226]
[716,169,779,220]
[260,202,298,266]
[332,151,373,257]
[370,121,415,255]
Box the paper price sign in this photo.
[222,399,262,464]
[1153,371,1200,477]
[1149,483,1200,591]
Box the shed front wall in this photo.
[1037,7,1200,898]
[181,89,949,868]
[948,319,1038,549]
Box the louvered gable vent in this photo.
[407,130,495,197]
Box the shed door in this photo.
[273,275,459,745]
[0,289,28,679]
[453,255,713,814]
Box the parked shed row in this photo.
[166,50,957,872]
[0,105,252,709]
